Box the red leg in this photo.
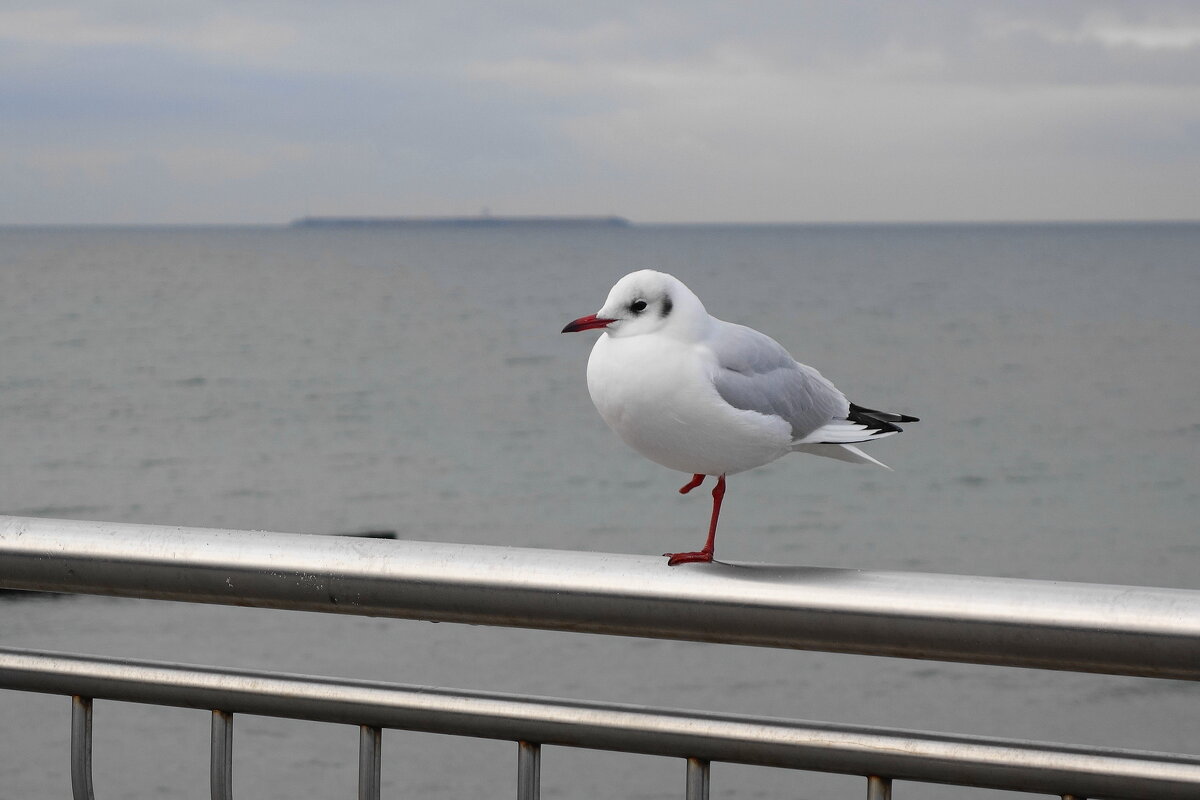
[678,473,705,494]
[664,474,726,566]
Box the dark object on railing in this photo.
[0,587,54,599]
[0,527,395,597]
[326,529,397,539]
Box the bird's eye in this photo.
[630,299,648,313]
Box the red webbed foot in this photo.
[663,550,714,566]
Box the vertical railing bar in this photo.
[71,695,96,800]
[867,774,892,800]
[210,710,233,800]
[358,725,382,800]
[685,757,709,800]
[517,740,541,800]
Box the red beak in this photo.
[562,313,616,333]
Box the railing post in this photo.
[517,740,540,800]
[686,757,709,800]
[868,775,892,799]
[71,696,95,800]
[211,710,233,800]
[359,725,382,800]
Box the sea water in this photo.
[1,223,1197,798]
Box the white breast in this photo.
[586,331,794,476]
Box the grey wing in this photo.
[707,321,849,440]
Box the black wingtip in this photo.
[848,403,920,433]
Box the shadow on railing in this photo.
[1,515,1199,800]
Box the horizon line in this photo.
[3,217,1200,230]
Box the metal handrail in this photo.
[3,646,1199,800]
[2,515,1199,679]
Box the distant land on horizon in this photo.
[291,214,632,229]
[284,216,1200,231]
[6,217,1198,229]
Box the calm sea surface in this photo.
[1,223,1197,799]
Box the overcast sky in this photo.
[3,1,1199,224]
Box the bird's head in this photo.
[561,270,706,339]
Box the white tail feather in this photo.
[791,443,893,470]
[792,420,900,445]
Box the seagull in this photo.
[562,269,918,566]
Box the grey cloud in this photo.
[2,1,1198,223]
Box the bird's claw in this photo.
[663,550,714,566]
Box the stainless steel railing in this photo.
[3,647,1200,800]
[1,514,1199,799]
[3,516,1198,678]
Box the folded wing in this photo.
[708,321,849,440]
